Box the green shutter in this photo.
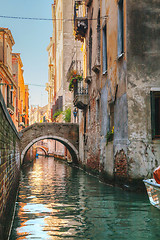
[150,91,155,139]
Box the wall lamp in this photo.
[0,83,14,91]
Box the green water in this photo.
[10,156,160,240]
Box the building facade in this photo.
[0,28,29,131]
[72,0,160,188]
[46,1,81,122]
[29,105,48,125]
[0,28,17,127]
[12,53,29,131]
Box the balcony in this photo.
[73,79,89,109]
[74,0,88,42]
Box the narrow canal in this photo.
[10,156,160,240]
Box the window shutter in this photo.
[150,91,155,139]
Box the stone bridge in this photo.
[35,146,49,156]
[20,122,79,164]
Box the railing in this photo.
[74,81,88,97]
[73,79,89,109]
[74,0,86,19]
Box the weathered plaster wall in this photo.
[83,0,101,173]
[114,93,128,180]
[79,110,85,165]
[0,91,20,239]
[100,83,114,179]
[100,0,160,186]
[79,0,159,187]
[99,0,128,183]
[127,0,160,180]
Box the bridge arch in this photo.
[35,146,48,156]
[20,123,79,164]
[21,135,79,164]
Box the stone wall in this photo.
[0,91,20,240]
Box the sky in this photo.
[0,0,54,107]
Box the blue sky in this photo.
[0,0,54,107]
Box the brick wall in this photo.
[114,150,128,180]
[0,91,20,240]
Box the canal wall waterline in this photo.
[0,91,21,240]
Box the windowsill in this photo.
[117,52,124,60]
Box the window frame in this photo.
[97,9,101,63]
[150,90,160,139]
[89,28,92,75]
[117,0,124,58]
[102,23,107,74]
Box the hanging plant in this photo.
[69,75,83,91]
[69,78,75,91]
[68,70,77,82]
[75,75,83,81]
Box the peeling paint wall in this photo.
[99,0,128,183]
[99,0,160,186]
[127,0,160,180]
[81,0,101,173]
[79,0,160,188]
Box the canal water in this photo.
[10,156,160,240]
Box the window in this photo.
[102,24,107,73]
[89,28,92,75]
[10,90,13,105]
[97,10,100,63]
[96,98,100,122]
[151,91,160,139]
[118,0,124,57]
[7,85,10,105]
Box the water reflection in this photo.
[10,156,160,240]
